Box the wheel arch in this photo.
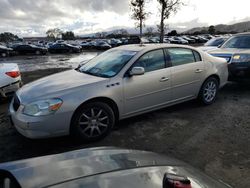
[70,97,120,130]
[204,74,220,86]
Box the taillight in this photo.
[163,173,192,188]
[5,71,20,78]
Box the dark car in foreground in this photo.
[12,44,47,55]
[209,32,250,81]
[48,43,81,53]
[0,147,231,188]
[0,45,13,57]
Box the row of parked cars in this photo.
[0,36,142,57]
[0,34,231,57]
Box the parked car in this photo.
[80,41,93,50]
[0,63,21,98]
[197,36,209,43]
[127,36,141,44]
[181,36,196,44]
[0,147,232,188]
[199,37,228,52]
[12,44,47,55]
[108,39,122,47]
[95,41,112,50]
[166,37,181,44]
[9,44,228,141]
[48,43,81,53]
[0,45,13,57]
[173,37,189,44]
[209,32,250,81]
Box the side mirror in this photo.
[129,67,145,76]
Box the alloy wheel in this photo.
[78,107,109,138]
[203,81,217,103]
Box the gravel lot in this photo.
[0,66,250,187]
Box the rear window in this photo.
[167,48,196,66]
[193,50,202,62]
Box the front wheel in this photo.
[71,102,115,142]
[198,77,219,105]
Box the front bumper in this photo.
[0,80,21,98]
[228,62,250,80]
[9,99,71,139]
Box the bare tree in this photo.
[157,0,183,43]
[146,27,154,36]
[46,28,63,40]
[130,0,148,39]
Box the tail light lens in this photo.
[163,173,192,188]
[5,71,20,78]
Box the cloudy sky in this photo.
[1,0,250,37]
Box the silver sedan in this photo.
[9,44,228,141]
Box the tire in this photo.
[71,102,115,142]
[198,77,219,105]
[35,50,41,55]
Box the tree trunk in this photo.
[140,19,143,41]
[160,4,165,43]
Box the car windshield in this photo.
[205,38,225,46]
[79,49,137,78]
[222,35,250,48]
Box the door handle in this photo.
[195,69,203,73]
[160,77,169,82]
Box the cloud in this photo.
[0,0,130,36]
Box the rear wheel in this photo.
[198,77,219,105]
[71,102,115,142]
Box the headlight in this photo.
[232,54,250,63]
[23,98,63,116]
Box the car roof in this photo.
[115,43,197,52]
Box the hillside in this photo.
[186,21,250,34]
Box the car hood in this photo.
[0,147,185,188]
[17,69,107,103]
[209,48,250,55]
[0,147,231,188]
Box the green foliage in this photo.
[208,25,215,34]
[0,32,19,43]
[168,30,177,36]
[62,31,75,40]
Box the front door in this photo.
[123,49,171,116]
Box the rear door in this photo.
[165,48,205,101]
[123,49,171,116]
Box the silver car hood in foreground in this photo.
[17,69,107,103]
[0,147,231,188]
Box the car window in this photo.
[193,50,202,62]
[167,48,196,66]
[222,35,250,49]
[132,49,165,73]
[80,49,137,78]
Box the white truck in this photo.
[0,63,22,98]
